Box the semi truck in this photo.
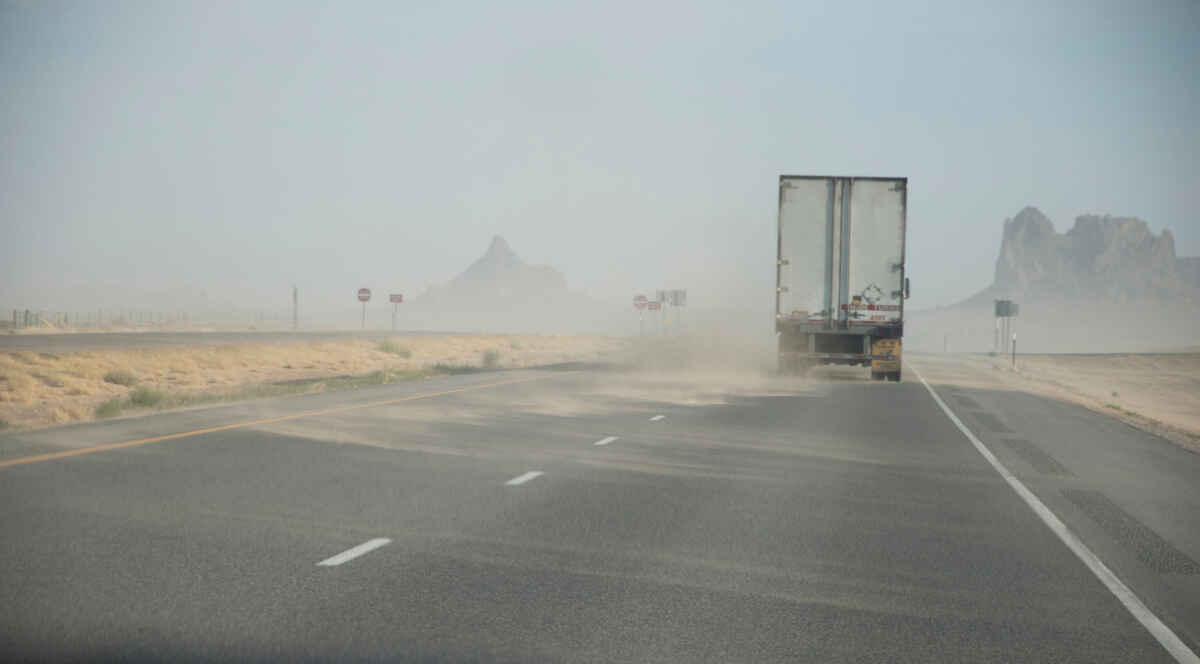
[775,175,910,381]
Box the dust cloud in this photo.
[907,300,1200,354]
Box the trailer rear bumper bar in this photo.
[779,352,898,361]
[775,322,903,338]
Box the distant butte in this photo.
[962,206,1196,306]
[423,236,568,302]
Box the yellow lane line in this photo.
[0,372,573,470]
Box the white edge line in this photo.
[650,415,665,421]
[316,537,392,567]
[909,362,1200,664]
[594,436,618,446]
[505,470,544,486]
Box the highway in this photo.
[1,358,1197,662]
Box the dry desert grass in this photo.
[0,334,625,430]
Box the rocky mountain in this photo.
[991,207,1190,304]
[441,236,568,299]
[909,207,1199,353]
[1179,257,1200,290]
[404,235,622,335]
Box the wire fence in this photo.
[3,309,289,331]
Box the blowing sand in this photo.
[0,334,625,430]
[913,352,1200,454]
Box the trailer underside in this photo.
[777,323,903,381]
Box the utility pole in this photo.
[292,285,299,330]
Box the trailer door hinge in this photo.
[891,262,903,272]
[778,259,790,266]
[890,181,906,192]
[777,287,789,293]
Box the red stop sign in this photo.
[633,294,648,310]
[357,288,371,302]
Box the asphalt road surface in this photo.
[1,359,1197,662]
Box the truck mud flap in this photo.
[870,339,902,373]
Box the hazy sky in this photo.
[3,0,1198,315]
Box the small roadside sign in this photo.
[647,301,661,311]
[633,294,648,310]
[389,293,403,331]
[357,288,371,329]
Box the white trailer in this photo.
[776,175,910,381]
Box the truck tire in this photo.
[887,371,901,382]
[871,371,886,381]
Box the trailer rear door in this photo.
[777,177,833,321]
[846,179,906,325]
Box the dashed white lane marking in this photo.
[911,363,1200,664]
[593,436,618,446]
[649,415,665,421]
[505,471,544,486]
[317,538,392,567]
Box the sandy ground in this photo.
[912,352,1200,454]
[9,326,1194,460]
[0,335,626,430]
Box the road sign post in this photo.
[647,300,662,335]
[668,289,687,335]
[633,295,648,337]
[358,288,372,329]
[994,299,1019,358]
[389,294,403,331]
[654,291,667,336]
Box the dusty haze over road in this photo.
[3,1,1198,328]
[5,6,1200,661]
